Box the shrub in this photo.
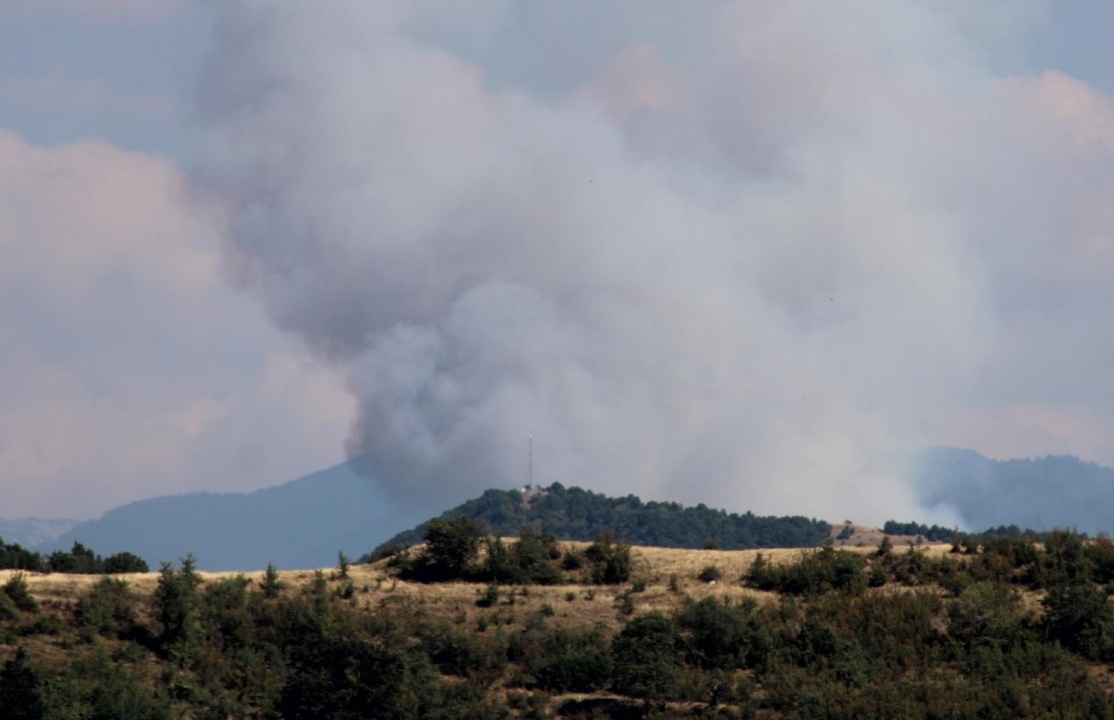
[511,528,563,585]
[476,583,500,608]
[561,549,585,570]
[424,515,486,578]
[419,619,485,676]
[530,627,612,693]
[3,574,36,612]
[611,612,681,705]
[103,552,150,574]
[677,597,750,670]
[585,532,631,585]
[745,548,865,595]
[0,591,19,622]
[0,647,44,720]
[1042,577,1114,660]
[75,577,136,639]
[697,565,723,583]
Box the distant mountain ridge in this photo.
[0,517,80,548]
[378,483,831,552]
[914,448,1114,535]
[40,459,441,572]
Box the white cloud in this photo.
[0,130,352,519]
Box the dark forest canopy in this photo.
[375,483,830,554]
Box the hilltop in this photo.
[377,483,830,555]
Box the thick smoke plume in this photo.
[191,1,1114,524]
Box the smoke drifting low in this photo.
[191,1,1114,524]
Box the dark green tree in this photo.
[152,555,203,657]
[103,551,149,574]
[1042,577,1114,660]
[48,541,102,574]
[279,634,405,720]
[0,647,44,720]
[424,515,485,577]
[611,612,680,708]
[259,562,285,599]
[677,597,748,670]
[75,577,137,639]
[585,531,632,584]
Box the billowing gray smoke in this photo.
[190,1,1114,524]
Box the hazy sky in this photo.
[3,1,1114,523]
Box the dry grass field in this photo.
[1,540,956,638]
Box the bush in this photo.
[279,634,405,720]
[103,552,150,574]
[0,647,44,720]
[947,581,1024,650]
[419,620,485,676]
[585,532,631,585]
[530,627,612,693]
[3,574,36,612]
[0,590,19,621]
[476,583,500,608]
[560,549,585,571]
[611,612,681,705]
[423,515,486,578]
[1042,577,1114,660]
[75,577,136,638]
[697,565,723,583]
[745,548,865,595]
[677,597,750,670]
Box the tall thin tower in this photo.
[528,433,533,488]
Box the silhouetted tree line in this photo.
[0,539,148,574]
[377,483,830,555]
[882,519,1047,544]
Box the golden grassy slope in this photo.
[2,541,955,637]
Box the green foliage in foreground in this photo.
[375,483,830,556]
[5,531,1114,718]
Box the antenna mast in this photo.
[528,433,533,488]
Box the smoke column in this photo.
[190,1,1114,524]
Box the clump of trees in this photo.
[396,516,634,586]
[0,539,148,575]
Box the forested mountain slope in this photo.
[379,483,830,552]
[915,448,1114,534]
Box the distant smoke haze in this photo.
[190,1,1114,525]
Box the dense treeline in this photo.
[882,520,1042,544]
[377,483,830,555]
[5,530,1114,717]
[0,539,149,574]
[881,520,957,542]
